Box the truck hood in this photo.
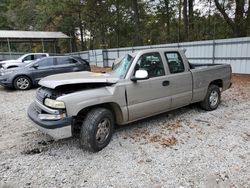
[0,60,20,64]
[39,71,119,89]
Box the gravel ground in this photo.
[0,75,250,188]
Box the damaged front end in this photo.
[28,87,72,139]
[28,80,116,140]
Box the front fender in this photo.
[57,86,127,118]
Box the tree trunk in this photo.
[132,0,143,46]
[188,0,193,40]
[234,0,246,37]
[183,0,188,41]
[163,0,170,41]
[178,0,182,42]
[116,0,120,47]
[79,11,85,51]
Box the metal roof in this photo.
[0,30,70,40]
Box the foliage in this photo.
[0,0,249,53]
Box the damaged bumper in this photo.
[27,101,72,140]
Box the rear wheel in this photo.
[79,108,114,152]
[200,84,221,111]
[14,76,31,90]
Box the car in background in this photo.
[0,53,49,69]
[0,56,91,90]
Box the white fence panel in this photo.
[1,37,250,74]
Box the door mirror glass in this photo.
[131,70,149,81]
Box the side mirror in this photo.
[131,70,149,82]
[33,63,39,68]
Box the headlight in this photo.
[44,98,65,109]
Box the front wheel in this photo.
[14,76,31,90]
[200,84,221,111]
[79,108,114,152]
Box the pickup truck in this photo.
[28,48,232,152]
[0,53,49,69]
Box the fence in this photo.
[0,52,25,61]
[1,37,250,74]
[68,37,250,74]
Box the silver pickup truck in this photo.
[28,48,232,152]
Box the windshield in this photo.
[111,54,134,79]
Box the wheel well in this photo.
[72,103,124,136]
[210,79,223,88]
[7,66,18,69]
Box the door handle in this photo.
[162,80,170,86]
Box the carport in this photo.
[0,30,70,58]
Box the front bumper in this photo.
[0,76,12,87]
[28,102,72,140]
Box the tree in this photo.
[0,0,11,29]
[183,0,188,40]
[214,0,250,37]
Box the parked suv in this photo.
[0,53,49,69]
[0,56,90,90]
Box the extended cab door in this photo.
[126,52,171,121]
[164,51,192,108]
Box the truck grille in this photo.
[36,88,46,103]
[36,87,61,103]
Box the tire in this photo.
[200,84,221,111]
[13,76,32,90]
[79,108,114,152]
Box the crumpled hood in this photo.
[39,71,119,89]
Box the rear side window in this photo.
[56,57,77,65]
[37,58,54,67]
[165,52,185,74]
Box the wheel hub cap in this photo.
[17,78,29,89]
[209,90,219,107]
[96,118,111,144]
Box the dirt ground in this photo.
[0,74,250,188]
[90,65,111,73]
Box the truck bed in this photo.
[189,63,232,103]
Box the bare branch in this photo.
[214,0,234,30]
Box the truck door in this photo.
[164,52,192,108]
[126,52,171,121]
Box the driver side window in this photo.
[135,52,165,78]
